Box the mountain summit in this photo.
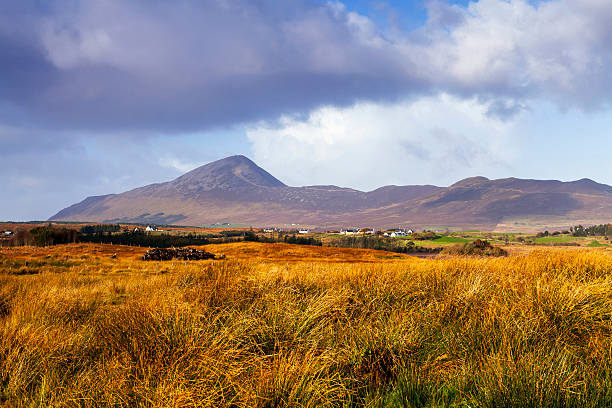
[171,155,286,192]
[49,155,612,231]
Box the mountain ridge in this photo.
[49,155,612,232]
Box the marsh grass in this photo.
[0,244,610,406]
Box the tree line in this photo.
[3,224,440,253]
[328,235,440,254]
[243,230,323,246]
[2,225,324,248]
[571,224,612,237]
[79,224,121,234]
[78,230,215,248]
[2,226,79,247]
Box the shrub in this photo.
[411,231,441,241]
[79,224,121,234]
[441,239,508,257]
[30,226,78,246]
[79,231,210,248]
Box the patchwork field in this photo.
[0,242,611,406]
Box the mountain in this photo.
[49,155,612,231]
[365,176,612,231]
[169,154,286,192]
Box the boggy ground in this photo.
[0,242,611,407]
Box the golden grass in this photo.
[197,242,414,263]
[0,243,611,406]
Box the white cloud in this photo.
[247,94,519,189]
[408,0,612,108]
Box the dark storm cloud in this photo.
[0,0,424,133]
[3,0,612,135]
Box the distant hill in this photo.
[49,155,612,231]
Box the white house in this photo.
[145,226,158,232]
[298,229,311,234]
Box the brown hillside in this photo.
[49,156,612,231]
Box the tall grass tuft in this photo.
[0,244,610,406]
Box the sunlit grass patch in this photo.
[0,243,610,406]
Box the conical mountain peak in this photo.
[171,155,286,192]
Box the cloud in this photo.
[3,0,611,136]
[410,0,612,109]
[0,0,415,133]
[246,93,518,190]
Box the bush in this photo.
[411,231,441,241]
[79,231,210,248]
[284,235,323,246]
[243,230,260,242]
[30,226,78,247]
[141,247,216,261]
[79,224,121,234]
[442,239,507,257]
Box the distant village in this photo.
[261,227,414,236]
[131,225,417,236]
[133,226,163,232]
[2,225,417,238]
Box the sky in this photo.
[2,0,612,221]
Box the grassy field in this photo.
[0,243,611,406]
[430,236,471,244]
[587,240,611,248]
[533,236,584,244]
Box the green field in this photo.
[587,240,611,247]
[431,236,471,244]
[534,235,584,244]
[398,236,473,247]
[312,230,612,249]
[377,230,612,248]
